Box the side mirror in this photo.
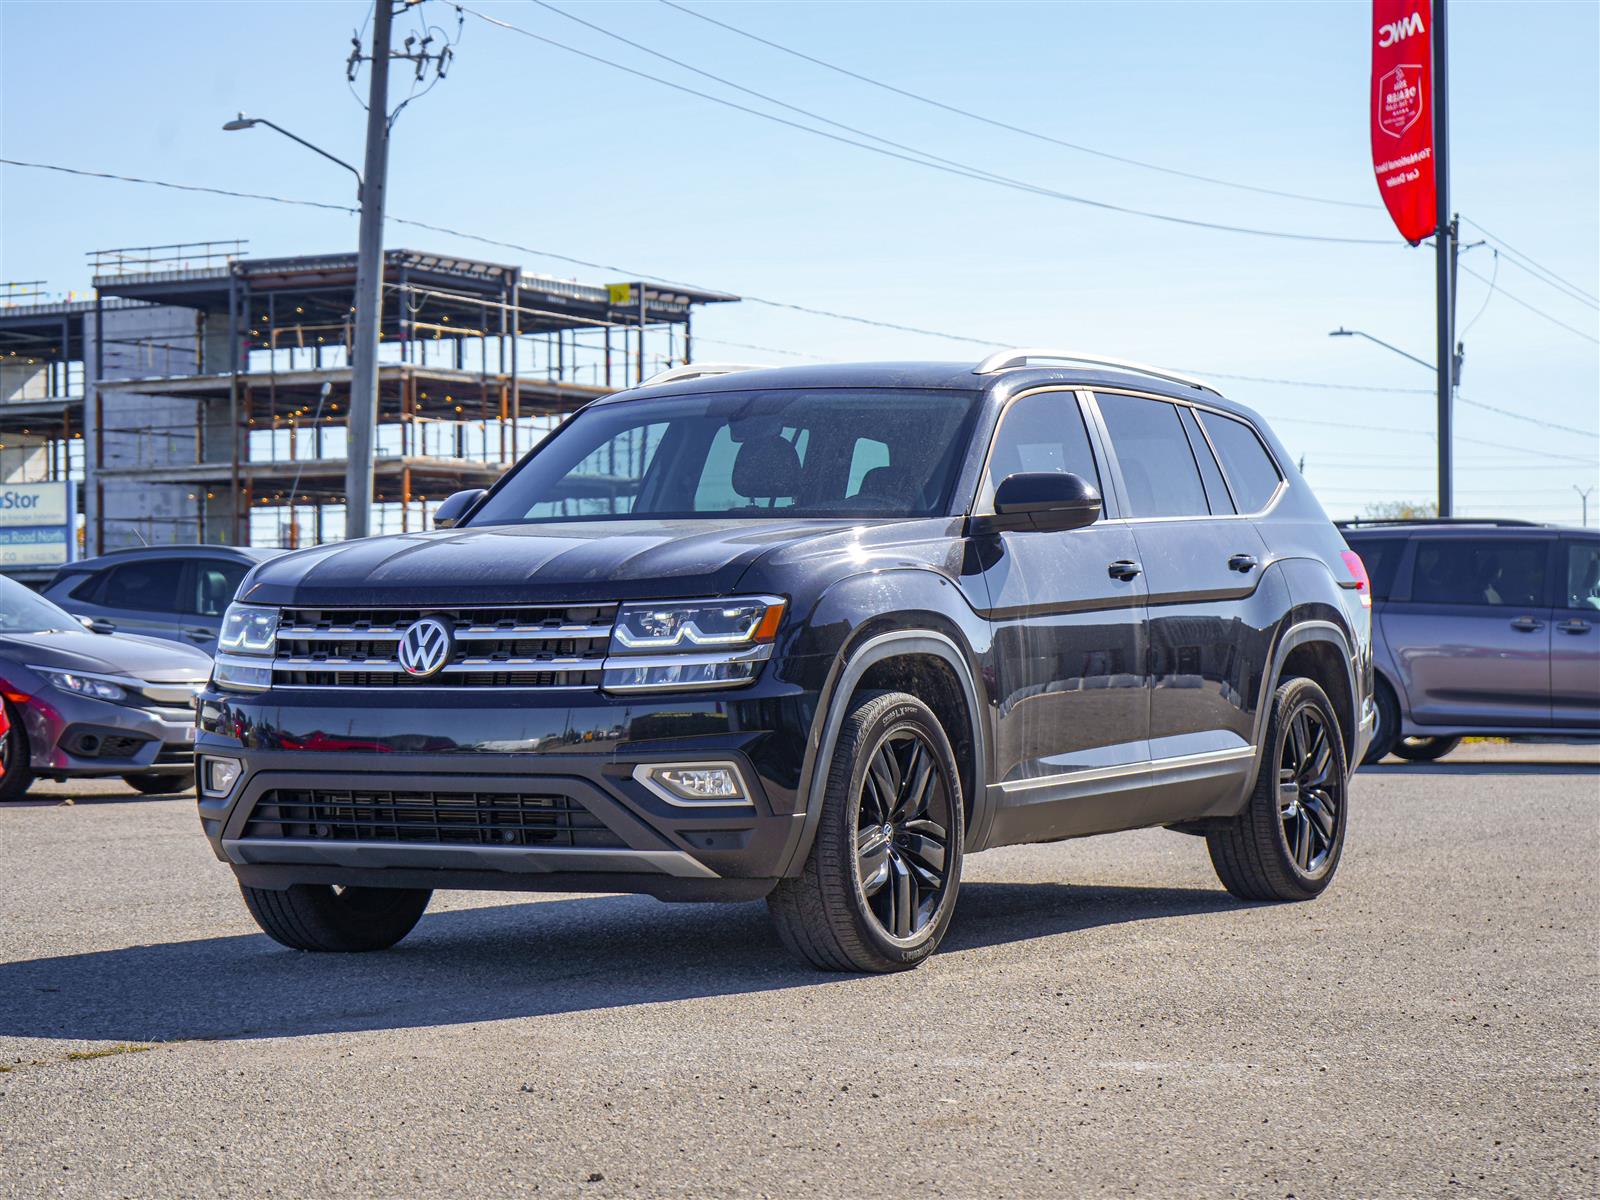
[79,615,116,635]
[971,472,1102,535]
[433,488,486,530]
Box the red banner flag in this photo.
[1370,1,1437,243]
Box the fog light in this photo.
[201,756,242,798]
[633,761,750,806]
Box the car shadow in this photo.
[0,882,1235,1044]
[1362,761,1598,776]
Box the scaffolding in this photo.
[82,244,737,552]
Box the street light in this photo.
[221,114,363,199]
[1328,327,1437,375]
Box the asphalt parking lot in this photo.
[1,742,1595,1199]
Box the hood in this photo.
[239,518,893,607]
[0,630,212,682]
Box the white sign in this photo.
[0,482,74,568]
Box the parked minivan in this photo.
[1340,519,1599,762]
[196,353,1373,971]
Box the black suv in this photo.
[196,352,1373,972]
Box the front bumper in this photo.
[195,664,825,899]
[22,689,197,778]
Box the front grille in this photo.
[242,787,626,848]
[272,604,615,689]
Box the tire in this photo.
[768,691,964,973]
[1391,736,1461,763]
[0,698,36,802]
[123,771,196,795]
[1207,676,1349,903]
[240,883,431,952]
[1361,678,1401,765]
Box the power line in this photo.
[1462,216,1599,305]
[5,156,1593,441]
[657,0,1373,213]
[1460,263,1600,345]
[1495,252,1599,312]
[461,5,1393,246]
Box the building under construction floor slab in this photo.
[83,243,738,552]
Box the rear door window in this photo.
[1197,410,1282,513]
[1563,541,1600,611]
[1412,539,1548,608]
[1094,393,1208,518]
[102,559,186,613]
[1179,407,1235,515]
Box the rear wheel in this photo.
[0,699,36,802]
[1207,676,1349,902]
[240,883,431,952]
[1391,736,1461,763]
[123,771,196,795]
[768,691,964,973]
[1361,678,1401,765]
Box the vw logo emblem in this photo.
[397,617,453,678]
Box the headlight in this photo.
[218,603,278,657]
[611,597,785,652]
[38,669,126,702]
[603,596,785,692]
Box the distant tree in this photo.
[1362,499,1439,520]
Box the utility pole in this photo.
[1578,485,1595,527]
[1432,0,1454,518]
[345,1,395,542]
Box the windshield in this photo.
[470,388,982,524]
[0,575,79,635]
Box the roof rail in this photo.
[1335,517,1547,529]
[639,362,766,388]
[973,348,1212,392]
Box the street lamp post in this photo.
[1328,326,1438,374]
[222,115,363,198]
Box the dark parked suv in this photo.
[1340,519,1599,763]
[196,352,1373,972]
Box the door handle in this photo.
[1558,619,1592,635]
[182,627,213,642]
[1509,616,1546,633]
[1108,560,1143,581]
[1228,553,1258,572]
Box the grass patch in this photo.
[64,1043,153,1062]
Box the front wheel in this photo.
[0,699,36,802]
[1207,676,1349,902]
[768,691,964,973]
[241,883,431,952]
[1391,736,1461,763]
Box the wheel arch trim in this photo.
[774,629,990,878]
[1246,619,1359,801]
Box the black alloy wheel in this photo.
[1207,675,1348,902]
[854,725,956,942]
[0,698,36,802]
[1277,702,1342,877]
[768,690,965,972]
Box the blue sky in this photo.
[2,0,1596,523]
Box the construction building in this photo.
[0,241,737,571]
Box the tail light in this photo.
[1340,550,1372,608]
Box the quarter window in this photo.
[1094,393,1208,518]
[193,560,251,616]
[983,391,1100,505]
[1412,539,1547,608]
[1198,411,1282,513]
